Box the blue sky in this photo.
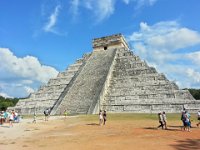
[0,0,200,98]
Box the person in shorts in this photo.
[99,110,103,126]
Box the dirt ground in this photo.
[0,115,200,150]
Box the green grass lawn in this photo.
[79,113,198,122]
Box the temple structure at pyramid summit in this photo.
[13,34,200,115]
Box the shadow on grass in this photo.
[170,139,200,150]
[86,123,99,126]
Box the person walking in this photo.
[64,110,67,119]
[8,111,14,128]
[103,110,107,125]
[162,111,167,129]
[99,110,103,126]
[185,113,191,132]
[44,109,49,121]
[32,111,37,123]
[196,110,200,127]
[157,112,164,129]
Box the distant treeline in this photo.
[0,88,199,111]
[187,89,200,100]
[0,96,19,111]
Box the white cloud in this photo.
[82,0,115,22]
[0,48,58,97]
[43,5,61,33]
[186,68,200,83]
[0,92,12,98]
[185,51,200,65]
[136,0,158,9]
[122,0,158,8]
[68,0,159,23]
[70,0,80,19]
[128,21,200,88]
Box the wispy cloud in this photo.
[70,0,80,20]
[0,48,58,97]
[69,0,158,23]
[70,0,115,23]
[43,5,61,33]
[127,21,200,88]
[122,0,158,9]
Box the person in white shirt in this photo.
[9,111,14,127]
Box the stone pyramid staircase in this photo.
[54,48,117,115]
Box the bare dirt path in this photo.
[0,115,199,150]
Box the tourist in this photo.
[0,111,3,126]
[32,111,37,123]
[157,112,164,129]
[8,111,14,128]
[3,110,8,123]
[181,111,186,130]
[99,110,103,126]
[14,111,19,123]
[184,113,191,132]
[162,111,167,129]
[196,110,200,127]
[103,110,107,125]
[185,111,191,128]
[64,110,67,119]
[44,108,49,121]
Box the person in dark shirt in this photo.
[103,110,107,125]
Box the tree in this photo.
[0,96,19,111]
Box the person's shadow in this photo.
[86,123,99,126]
[0,125,10,128]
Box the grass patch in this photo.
[77,113,198,122]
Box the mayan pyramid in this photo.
[14,34,200,115]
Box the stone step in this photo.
[55,49,117,115]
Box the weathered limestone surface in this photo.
[54,48,116,115]
[101,48,199,113]
[14,34,200,114]
[14,55,90,114]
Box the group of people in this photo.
[99,110,107,126]
[181,109,192,132]
[0,110,20,127]
[157,109,200,132]
[157,111,167,130]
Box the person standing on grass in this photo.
[99,110,103,126]
[196,110,200,127]
[157,112,164,129]
[32,111,37,123]
[181,111,186,131]
[44,109,49,121]
[185,111,191,128]
[185,113,191,132]
[103,110,107,125]
[162,111,167,129]
[64,110,67,119]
